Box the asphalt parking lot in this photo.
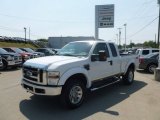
[0,69,160,120]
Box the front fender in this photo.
[58,67,91,88]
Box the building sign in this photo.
[95,4,114,28]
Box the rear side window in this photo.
[142,50,149,55]
[152,50,159,53]
[109,43,117,57]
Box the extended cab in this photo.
[21,41,137,108]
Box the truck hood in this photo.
[23,55,86,69]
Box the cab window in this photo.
[142,50,149,55]
[92,43,110,60]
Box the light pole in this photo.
[124,23,127,52]
[24,27,27,44]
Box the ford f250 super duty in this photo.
[21,40,137,108]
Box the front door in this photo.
[89,43,113,82]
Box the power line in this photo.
[0,13,91,23]
[0,25,44,38]
[127,16,158,39]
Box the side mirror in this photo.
[99,50,107,61]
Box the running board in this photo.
[90,78,121,91]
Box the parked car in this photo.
[139,52,159,73]
[20,48,44,57]
[35,48,55,56]
[136,48,159,58]
[0,56,3,69]
[49,48,59,53]
[21,40,137,108]
[0,48,22,70]
[3,48,37,63]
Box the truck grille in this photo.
[14,56,22,61]
[23,66,46,84]
[14,56,18,61]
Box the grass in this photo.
[0,41,39,49]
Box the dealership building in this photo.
[48,36,95,49]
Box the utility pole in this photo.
[24,27,27,44]
[118,28,122,48]
[124,23,127,52]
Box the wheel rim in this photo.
[149,65,156,73]
[128,71,133,82]
[69,85,83,104]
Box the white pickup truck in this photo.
[22,40,137,108]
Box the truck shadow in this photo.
[19,80,147,120]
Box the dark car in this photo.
[3,47,37,63]
[20,48,44,57]
[0,48,22,70]
[139,52,159,73]
[35,48,55,56]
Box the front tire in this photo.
[2,60,7,70]
[123,68,134,85]
[60,79,86,109]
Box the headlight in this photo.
[7,56,13,60]
[24,55,30,59]
[47,71,60,85]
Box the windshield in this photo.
[14,48,24,53]
[57,42,93,57]
[0,48,8,54]
[145,52,159,58]
[24,48,34,53]
[136,50,140,55]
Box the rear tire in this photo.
[147,64,157,74]
[123,68,134,85]
[60,78,86,109]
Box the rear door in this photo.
[108,43,121,75]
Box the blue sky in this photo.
[0,0,159,44]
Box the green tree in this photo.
[143,41,157,48]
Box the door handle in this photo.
[108,60,113,65]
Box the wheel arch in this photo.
[124,63,135,74]
[58,67,91,88]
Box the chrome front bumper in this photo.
[21,80,62,96]
[8,60,22,66]
[8,61,15,66]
